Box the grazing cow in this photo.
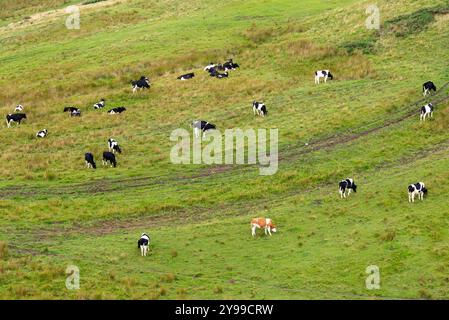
[339,178,357,198]
[102,151,117,167]
[251,218,277,237]
[204,63,216,72]
[36,129,48,138]
[420,103,434,122]
[108,107,126,114]
[191,120,216,138]
[64,107,81,117]
[85,152,96,169]
[207,68,219,77]
[71,109,81,117]
[216,72,229,79]
[177,73,195,80]
[137,233,150,257]
[408,182,427,203]
[14,105,24,112]
[314,70,334,84]
[108,138,122,154]
[6,113,27,128]
[131,76,151,93]
[423,81,437,96]
[93,99,105,109]
[252,101,268,117]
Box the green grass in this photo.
[1,0,449,299]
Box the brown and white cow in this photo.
[251,218,277,237]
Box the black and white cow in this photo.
[208,68,219,77]
[93,99,105,109]
[204,63,216,72]
[339,178,357,198]
[85,152,96,169]
[216,72,229,79]
[315,70,334,84]
[420,103,434,122]
[108,107,126,114]
[36,129,48,138]
[131,76,151,93]
[14,105,24,112]
[6,113,27,128]
[252,101,268,117]
[191,120,216,138]
[423,81,437,96]
[71,109,81,117]
[408,182,427,203]
[222,59,239,71]
[102,151,117,167]
[137,233,150,257]
[108,138,122,154]
[177,73,195,80]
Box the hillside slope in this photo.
[0,0,449,299]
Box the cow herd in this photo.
[2,58,441,255]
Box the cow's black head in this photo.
[422,187,428,195]
[328,72,334,80]
[352,183,357,193]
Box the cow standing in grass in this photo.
[102,151,117,167]
[137,233,150,256]
[36,129,48,138]
[253,101,268,117]
[314,70,333,84]
[131,76,151,93]
[6,113,26,128]
[85,153,96,169]
[423,81,436,96]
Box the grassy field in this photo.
[0,0,449,299]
